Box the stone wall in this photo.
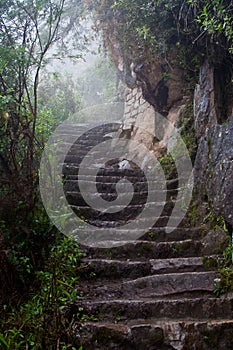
[122,86,149,131]
[120,84,188,159]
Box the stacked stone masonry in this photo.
[123,86,149,131]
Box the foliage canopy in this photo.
[88,0,233,61]
[0,0,86,218]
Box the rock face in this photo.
[194,61,233,229]
[194,120,233,228]
[118,56,233,229]
[96,7,233,229]
[193,61,218,140]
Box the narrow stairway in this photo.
[59,123,233,350]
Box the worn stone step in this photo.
[64,152,106,163]
[63,181,175,198]
[142,226,207,241]
[82,258,151,279]
[69,202,176,223]
[69,201,167,211]
[56,137,115,150]
[79,216,173,228]
[73,227,206,246]
[56,141,100,151]
[54,131,114,142]
[69,198,176,211]
[123,271,219,297]
[64,191,176,206]
[64,174,160,183]
[66,190,166,203]
[62,179,186,204]
[62,165,148,177]
[65,177,176,198]
[63,166,187,180]
[82,256,219,279]
[150,255,218,273]
[63,174,181,192]
[82,239,203,259]
[72,217,171,229]
[73,319,233,350]
[72,227,226,254]
[67,195,180,218]
[73,296,233,323]
[56,122,120,134]
[78,271,218,300]
[64,176,150,187]
[64,181,176,194]
[73,224,189,243]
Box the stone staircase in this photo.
[59,123,233,350]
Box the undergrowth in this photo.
[0,237,86,350]
[214,238,233,296]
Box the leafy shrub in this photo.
[0,237,86,350]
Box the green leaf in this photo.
[0,333,9,350]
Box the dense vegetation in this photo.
[89,0,233,56]
[87,0,232,91]
[0,0,232,348]
[0,0,117,348]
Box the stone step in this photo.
[63,152,125,162]
[62,165,148,177]
[73,227,206,246]
[64,181,176,194]
[63,173,180,186]
[64,176,150,187]
[69,199,176,213]
[82,239,203,260]
[73,319,233,350]
[65,144,118,154]
[69,205,181,225]
[64,174,159,182]
[141,226,207,241]
[73,296,233,323]
[69,197,172,208]
[73,215,173,227]
[64,152,107,163]
[81,256,218,279]
[123,271,219,297]
[66,191,168,204]
[150,255,218,273]
[62,166,191,179]
[78,271,218,301]
[64,191,177,204]
[82,258,151,279]
[64,183,190,199]
[57,142,95,151]
[55,131,116,142]
[69,198,176,216]
[73,227,194,247]
[63,175,181,193]
[56,122,120,134]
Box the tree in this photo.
[0,0,86,219]
[38,71,83,132]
